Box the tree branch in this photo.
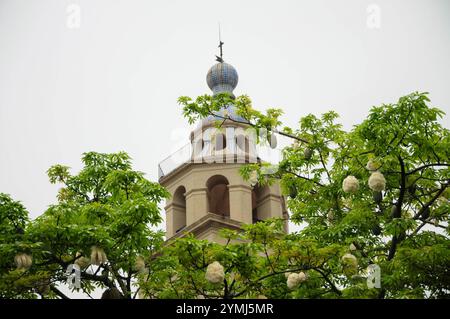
[313,268,342,296]
[81,271,114,288]
[387,155,406,261]
[284,170,324,187]
[413,183,448,220]
[407,163,449,175]
[50,285,70,299]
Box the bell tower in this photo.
[159,55,288,243]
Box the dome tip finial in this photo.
[215,22,224,63]
[206,24,238,97]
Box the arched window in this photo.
[236,134,249,153]
[172,186,186,233]
[235,128,257,163]
[213,133,227,151]
[192,138,205,160]
[206,175,230,217]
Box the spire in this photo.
[216,23,224,63]
[207,26,238,97]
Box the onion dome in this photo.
[206,62,239,98]
[198,61,246,127]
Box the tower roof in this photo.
[206,62,238,98]
[196,57,246,128]
[196,42,247,128]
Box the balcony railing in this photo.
[158,143,193,179]
[158,136,287,179]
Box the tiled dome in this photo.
[206,62,238,97]
[197,61,246,128]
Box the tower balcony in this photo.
[158,138,284,181]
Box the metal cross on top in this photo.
[216,23,224,63]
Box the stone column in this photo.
[257,194,283,220]
[165,202,175,238]
[228,184,252,224]
[185,188,208,225]
[165,202,187,238]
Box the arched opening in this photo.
[234,128,257,163]
[236,134,250,153]
[213,133,227,151]
[206,175,230,217]
[252,185,271,223]
[252,190,259,223]
[192,139,205,158]
[172,186,187,233]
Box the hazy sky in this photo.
[1,0,449,223]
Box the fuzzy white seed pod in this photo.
[368,171,386,192]
[286,272,306,290]
[205,261,225,284]
[90,246,107,266]
[74,252,90,269]
[284,272,291,279]
[14,253,32,269]
[341,253,358,276]
[366,159,379,172]
[134,256,146,273]
[298,271,307,282]
[249,171,258,186]
[257,295,268,299]
[342,176,359,193]
[342,253,357,265]
[349,243,357,251]
[286,273,300,290]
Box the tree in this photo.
[0,152,169,299]
[175,91,450,298]
[0,193,38,298]
[139,219,346,299]
[2,93,449,299]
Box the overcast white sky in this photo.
[1,0,449,224]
